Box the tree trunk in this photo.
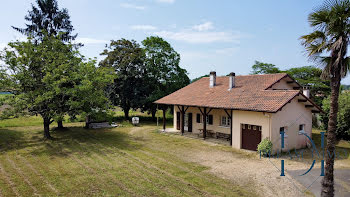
[321,73,341,197]
[151,108,157,122]
[85,115,90,129]
[43,117,53,139]
[57,120,64,129]
[124,107,130,120]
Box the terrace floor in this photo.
[161,129,231,146]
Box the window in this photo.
[221,116,230,127]
[299,124,305,135]
[208,115,213,125]
[196,114,201,123]
[221,116,226,126]
[280,127,288,138]
[198,114,213,125]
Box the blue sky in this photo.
[1,0,350,84]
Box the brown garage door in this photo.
[241,124,262,151]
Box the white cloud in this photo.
[120,3,146,10]
[131,25,157,31]
[154,30,242,44]
[75,37,108,45]
[155,0,175,3]
[193,22,214,31]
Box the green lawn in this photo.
[0,120,254,196]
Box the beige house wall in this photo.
[269,78,295,90]
[173,106,231,135]
[270,98,312,152]
[231,110,271,149]
[173,96,312,152]
[173,106,271,149]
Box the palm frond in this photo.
[317,56,333,80]
[300,31,329,58]
[341,56,350,77]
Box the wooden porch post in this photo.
[230,110,233,146]
[224,109,233,146]
[203,107,207,139]
[162,105,167,131]
[181,105,185,135]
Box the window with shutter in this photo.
[208,115,213,125]
[221,116,226,126]
[196,114,201,123]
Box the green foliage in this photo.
[1,34,113,137]
[257,138,273,156]
[83,109,115,124]
[321,92,350,140]
[141,36,190,117]
[0,70,13,92]
[1,35,79,121]
[286,66,330,106]
[68,60,114,119]
[100,39,148,119]
[250,61,331,107]
[191,74,209,83]
[12,0,76,41]
[251,61,281,74]
[341,85,350,90]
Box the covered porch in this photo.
[158,104,233,146]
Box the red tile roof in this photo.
[155,73,314,113]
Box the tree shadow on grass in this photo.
[0,126,143,159]
[28,126,143,158]
[0,128,26,152]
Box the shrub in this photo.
[257,138,273,156]
[321,91,350,140]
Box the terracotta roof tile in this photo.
[155,73,303,112]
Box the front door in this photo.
[176,112,180,130]
[188,113,192,132]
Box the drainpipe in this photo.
[264,112,272,141]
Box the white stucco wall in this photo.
[270,98,313,152]
[269,78,296,90]
[173,96,313,153]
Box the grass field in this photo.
[0,120,255,196]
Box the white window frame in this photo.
[280,127,288,138]
[298,124,305,135]
[220,116,230,127]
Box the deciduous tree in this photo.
[2,35,82,139]
[251,61,281,74]
[100,39,148,120]
[142,36,190,120]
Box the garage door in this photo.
[241,124,262,151]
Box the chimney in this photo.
[303,86,310,98]
[209,71,216,87]
[228,72,235,90]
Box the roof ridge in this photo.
[202,73,288,78]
